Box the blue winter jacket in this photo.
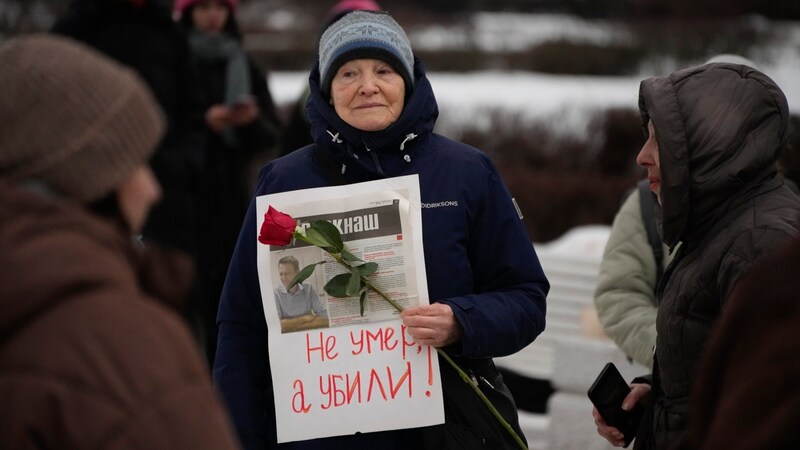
[213,59,549,449]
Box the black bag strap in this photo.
[637,179,664,286]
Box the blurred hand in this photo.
[205,104,232,132]
[230,99,259,126]
[593,383,651,447]
[401,303,462,348]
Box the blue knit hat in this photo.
[318,10,414,98]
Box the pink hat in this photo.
[324,0,382,26]
[174,0,238,14]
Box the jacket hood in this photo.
[639,62,790,248]
[305,57,439,180]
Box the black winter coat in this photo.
[52,0,208,254]
[191,54,281,249]
[633,63,800,449]
[188,47,282,364]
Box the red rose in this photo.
[258,206,297,245]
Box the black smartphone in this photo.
[587,362,643,448]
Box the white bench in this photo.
[495,226,648,449]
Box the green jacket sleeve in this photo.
[593,189,666,368]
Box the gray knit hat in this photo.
[0,34,165,203]
[318,10,414,97]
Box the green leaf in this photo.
[288,262,325,290]
[346,269,362,297]
[324,273,352,298]
[359,290,367,316]
[341,249,365,266]
[356,262,378,277]
[305,220,344,253]
[303,229,336,253]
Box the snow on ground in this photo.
[269,66,798,140]
[268,71,642,139]
[268,12,799,141]
[409,12,633,52]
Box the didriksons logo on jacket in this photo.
[421,200,459,209]
[421,198,523,220]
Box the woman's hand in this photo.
[205,104,232,132]
[230,99,259,126]
[593,383,651,447]
[400,303,462,348]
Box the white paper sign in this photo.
[255,175,444,443]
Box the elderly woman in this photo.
[213,10,549,449]
[593,62,800,448]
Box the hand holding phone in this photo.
[588,362,644,448]
[231,94,255,108]
[230,95,258,126]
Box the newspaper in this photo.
[255,175,444,443]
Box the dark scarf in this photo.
[188,30,251,145]
[188,30,250,105]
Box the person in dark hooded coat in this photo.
[593,62,800,449]
[213,10,549,450]
[672,234,800,450]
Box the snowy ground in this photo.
[269,67,798,140]
[271,71,641,139]
[268,12,800,139]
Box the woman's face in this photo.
[191,0,229,34]
[330,58,406,132]
[636,120,662,204]
[117,165,161,235]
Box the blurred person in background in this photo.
[52,0,207,257]
[279,0,383,156]
[174,0,282,366]
[673,235,800,449]
[0,34,239,449]
[51,0,214,358]
[593,178,669,369]
[593,61,800,449]
[214,10,548,449]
